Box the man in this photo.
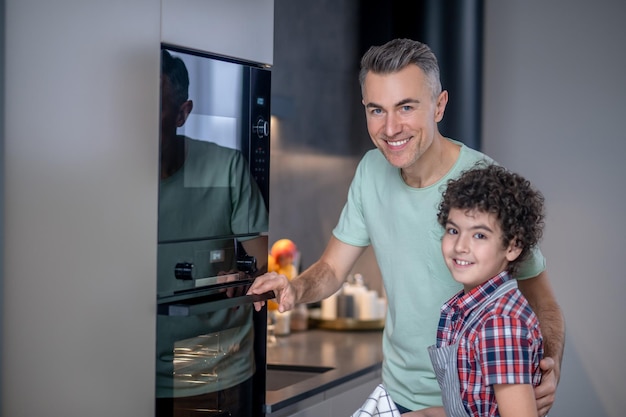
[248,38,563,416]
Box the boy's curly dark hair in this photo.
[437,163,545,276]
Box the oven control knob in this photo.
[253,117,269,138]
[174,262,194,280]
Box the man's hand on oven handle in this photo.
[247,271,296,312]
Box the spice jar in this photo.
[290,304,309,332]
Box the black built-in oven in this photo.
[156,44,272,417]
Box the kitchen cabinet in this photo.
[266,368,381,417]
[161,0,274,65]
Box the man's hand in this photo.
[535,357,559,416]
[247,271,296,312]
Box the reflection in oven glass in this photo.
[173,333,230,387]
[156,309,255,416]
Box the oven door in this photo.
[156,284,271,417]
[158,44,271,417]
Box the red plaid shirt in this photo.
[436,272,543,416]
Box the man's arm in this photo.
[517,270,565,416]
[248,236,366,312]
[291,236,366,304]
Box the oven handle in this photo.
[158,291,275,317]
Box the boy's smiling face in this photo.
[442,208,522,292]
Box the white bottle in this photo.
[321,289,339,320]
[345,273,367,319]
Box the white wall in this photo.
[1,1,273,416]
[483,2,626,417]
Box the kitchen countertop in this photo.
[265,328,383,413]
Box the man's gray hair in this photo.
[359,38,442,100]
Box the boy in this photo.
[421,164,545,417]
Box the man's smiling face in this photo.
[362,64,447,170]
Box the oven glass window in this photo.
[156,305,256,417]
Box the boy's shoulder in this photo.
[481,288,537,324]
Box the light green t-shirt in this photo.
[332,140,546,410]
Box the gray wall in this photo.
[483,2,626,416]
[3,2,160,416]
[0,0,5,409]
[1,1,273,416]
